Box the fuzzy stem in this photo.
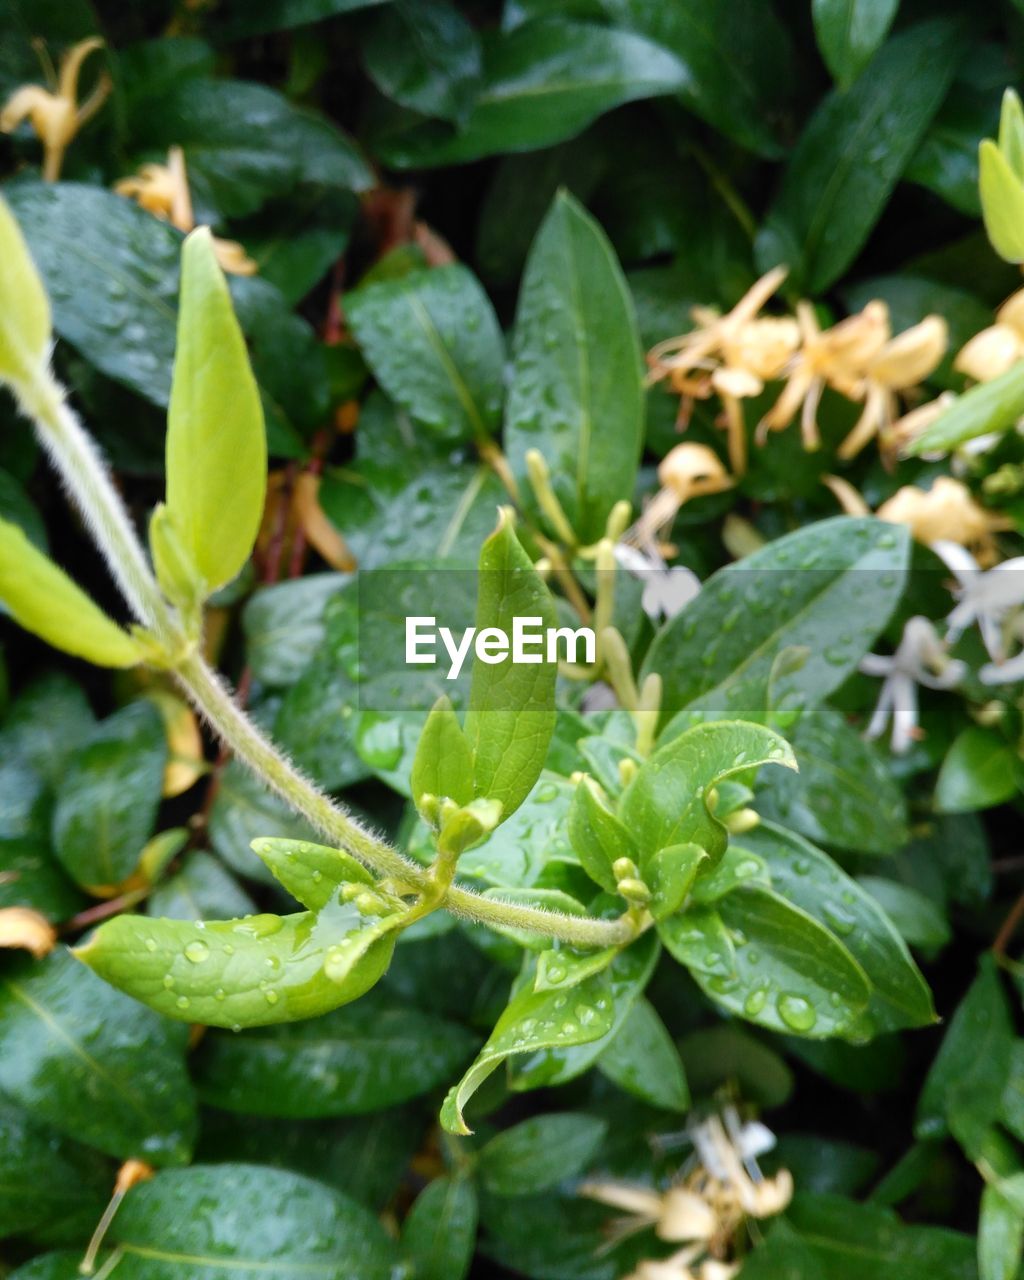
[22,366,634,950]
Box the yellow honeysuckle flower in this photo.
[0,38,110,182]
[0,906,57,958]
[115,146,258,276]
[647,267,792,474]
[876,475,1012,565]
[623,443,734,553]
[955,286,1024,383]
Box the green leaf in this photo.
[917,956,1013,1152]
[936,727,1022,813]
[812,0,900,88]
[599,0,796,155]
[597,997,689,1111]
[858,876,951,952]
[463,512,557,821]
[243,574,347,687]
[619,720,795,870]
[76,898,399,1029]
[194,998,477,1116]
[411,696,475,821]
[0,194,50,389]
[363,0,482,122]
[52,701,167,889]
[908,360,1024,455]
[980,1181,1024,1280]
[250,837,374,910]
[647,843,709,920]
[208,761,322,886]
[441,966,615,1133]
[0,949,196,1164]
[506,190,644,544]
[738,822,936,1035]
[108,1164,399,1279]
[756,20,962,292]
[567,775,638,893]
[376,19,687,167]
[346,265,505,444]
[645,518,911,730]
[166,227,266,595]
[478,1113,607,1195]
[0,838,84,922]
[403,1176,478,1280]
[147,851,257,923]
[756,703,909,856]
[237,188,356,306]
[0,1098,108,1243]
[980,138,1024,264]
[0,519,143,668]
[678,885,872,1038]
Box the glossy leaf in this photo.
[346,264,504,444]
[242,574,347,687]
[597,997,689,1111]
[506,190,644,544]
[194,999,478,1116]
[980,1181,1024,1280]
[812,0,900,88]
[0,519,143,668]
[645,518,911,730]
[52,701,167,889]
[936,727,1022,813]
[463,512,557,821]
[250,837,375,910]
[166,228,266,594]
[567,775,638,893]
[403,1175,478,1280]
[0,195,50,388]
[363,0,481,122]
[756,21,961,292]
[619,720,795,870]
[0,949,196,1164]
[477,1113,607,1195]
[146,851,257,923]
[411,695,475,819]
[738,822,935,1035]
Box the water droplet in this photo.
[184,940,210,964]
[162,975,175,989]
[215,989,225,1001]
[823,902,856,936]
[175,995,190,1010]
[145,938,157,952]
[264,990,279,1005]
[777,993,816,1032]
[744,988,768,1016]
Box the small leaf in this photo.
[936,727,1022,813]
[463,511,557,822]
[648,843,708,920]
[980,138,1024,264]
[567,775,638,893]
[402,1176,478,1280]
[0,519,143,668]
[477,1114,607,1195]
[250,837,374,910]
[597,998,690,1112]
[411,696,475,823]
[980,1181,1024,1280]
[907,361,1024,455]
[166,227,267,594]
[76,899,398,1029]
[506,190,644,543]
[0,195,50,389]
[812,0,900,88]
[619,720,796,871]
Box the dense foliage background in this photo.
[5,1,1024,1278]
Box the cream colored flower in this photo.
[624,443,733,552]
[759,300,891,450]
[0,38,110,182]
[875,476,1011,566]
[955,286,1024,382]
[0,906,56,958]
[115,146,257,276]
[837,316,948,460]
[647,268,793,474]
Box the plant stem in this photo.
[23,366,634,950]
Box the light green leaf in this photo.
[0,519,143,668]
[648,843,708,920]
[645,518,911,731]
[0,195,50,389]
[0,949,196,1164]
[402,1175,478,1280]
[597,997,689,1112]
[346,265,504,444]
[739,822,935,1035]
[250,837,374,910]
[506,190,643,544]
[619,720,795,870]
[980,1181,1024,1280]
[166,227,266,595]
[478,1113,607,1195]
[411,696,475,821]
[812,0,900,88]
[567,775,638,893]
[682,885,872,1039]
[981,138,1024,264]
[76,898,399,1029]
[463,511,557,821]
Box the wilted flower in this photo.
[0,906,57,958]
[955,286,1024,383]
[861,616,966,754]
[0,38,110,182]
[837,316,948,460]
[624,443,733,552]
[115,146,257,276]
[875,476,1011,566]
[647,268,793,474]
[932,540,1024,663]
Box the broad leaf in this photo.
[936,727,1023,813]
[363,0,482,122]
[506,190,644,544]
[477,1113,607,1195]
[813,0,900,88]
[403,1176,478,1280]
[597,997,690,1111]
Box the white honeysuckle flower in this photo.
[860,615,966,754]
[614,543,701,622]
[932,540,1024,662]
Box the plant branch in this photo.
[22,366,635,950]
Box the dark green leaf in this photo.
[363,0,482,122]
[812,0,900,88]
[980,1181,1024,1280]
[208,761,321,885]
[243,574,348,688]
[403,1175,478,1280]
[146,851,257,922]
[597,997,689,1111]
[936,727,1022,813]
[478,1113,607,1195]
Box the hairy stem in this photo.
[24,367,634,950]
